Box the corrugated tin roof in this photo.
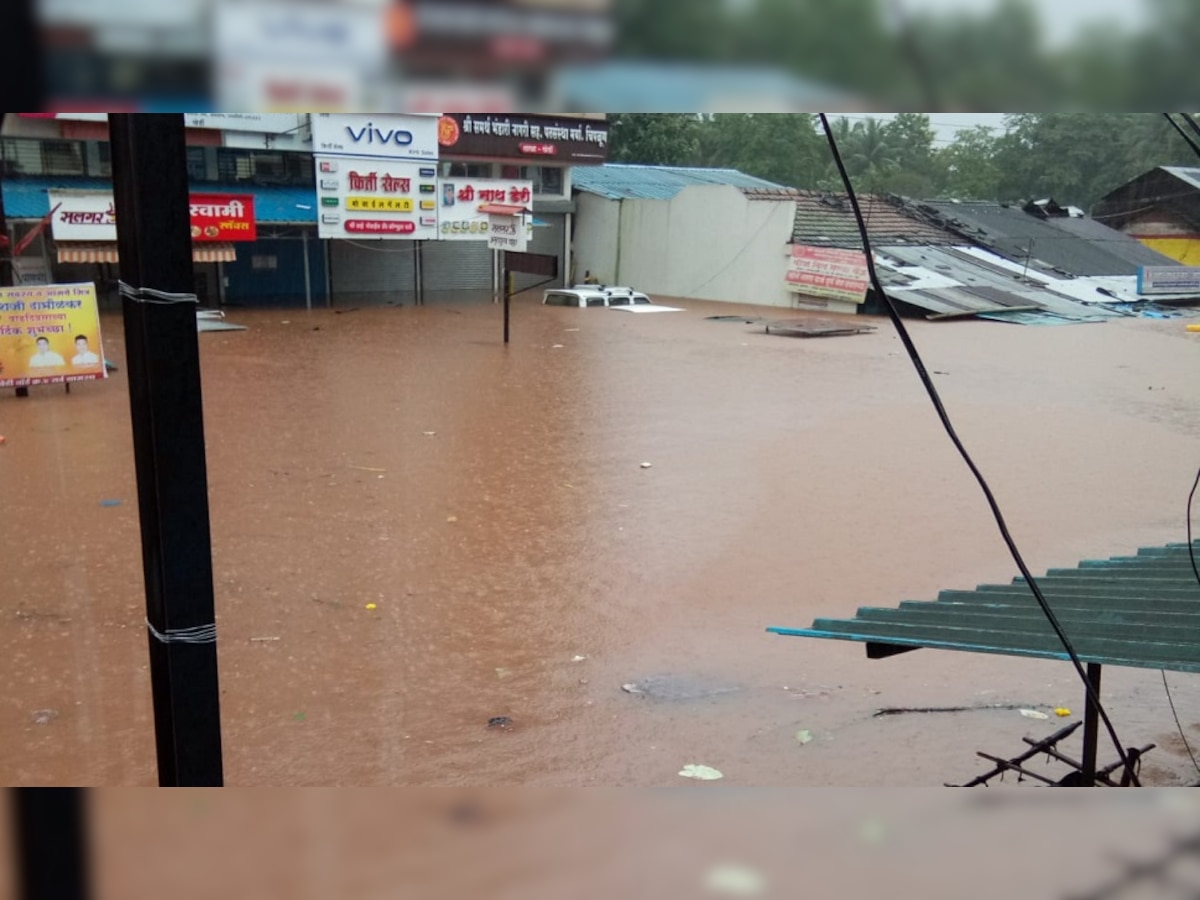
[792,191,957,249]
[768,542,1200,674]
[875,244,1118,322]
[1038,215,1182,270]
[1,176,318,223]
[571,164,786,201]
[554,63,861,112]
[906,200,1173,277]
[1161,166,1200,192]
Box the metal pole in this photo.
[503,265,512,344]
[302,230,312,312]
[12,789,91,900]
[1080,663,1102,787]
[108,113,224,787]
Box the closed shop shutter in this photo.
[329,240,418,306]
[420,240,494,301]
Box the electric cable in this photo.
[818,112,1140,786]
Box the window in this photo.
[41,140,85,176]
[443,162,493,178]
[586,297,606,307]
[499,165,564,195]
[251,255,278,270]
[217,149,314,185]
[544,292,578,307]
[608,295,630,306]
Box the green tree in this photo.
[607,114,703,166]
[695,113,824,188]
[937,125,1001,200]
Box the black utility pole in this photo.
[503,265,512,344]
[12,789,91,900]
[108,114,224,786]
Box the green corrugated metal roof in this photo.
[768,542,1200,673]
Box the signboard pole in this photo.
[504,263,512,344]
[12,789,91,900]
[108,113,224,787]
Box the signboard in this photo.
[437,178,533,240]
[315,156,440,240]
[505,252,558,278]
[311,113,439,162]
[436,113,609,163]
[785,245,870,304]
[47,192,257,243]
[22,113,305,134]
[1137,266,1200,295]
[214,0,386,112]
[488,214,532,252]
[0,283,107,388]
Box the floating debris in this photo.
[764,319,877,338]
[679,764,723,781]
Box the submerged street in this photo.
[3,295,1199,786]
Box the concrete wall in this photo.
[571,191,621,284]
[613,185,796,307]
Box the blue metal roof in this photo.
[769,542,1200,674]
[1,177,318,224]
[555,62,861,112]
[572,164,785,201]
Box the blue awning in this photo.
[1,177,318,224]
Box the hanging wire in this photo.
[818,112,1140,786]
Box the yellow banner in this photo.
[345,196,414,212]
[0,282,107,387]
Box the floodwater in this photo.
[2,294,1200,787]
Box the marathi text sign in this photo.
[1137,266,1200,295]
[0,282,107,388]
[315,156,440,240]
[48,192,256,242]
[785,245,870,304]
[436,113,609,163]
[438,178,533,240]
[487,214,531,252]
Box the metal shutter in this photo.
[329,240,418,306]
[419,240,494,302]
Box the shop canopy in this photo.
[57,241,237,264]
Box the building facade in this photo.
[0,112,608,308]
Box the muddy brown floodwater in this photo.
[2,294,1200,787]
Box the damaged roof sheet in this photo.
[906,200,1176,277]
[874,245,1118,322]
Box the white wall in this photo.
[571,191,621,285]
[617,185,796,307]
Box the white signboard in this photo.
[1137,266,1200,295]
[315,156,441,241]
[214,0,386,67]
[40,112,304,134]
[48,192,117,242]
[487,215,532,252]
[437,178,533,240]
[311,113,439,162]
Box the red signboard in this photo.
[784,245,870,304]
[188,194,257,242]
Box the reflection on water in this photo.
[1,297,1199,786]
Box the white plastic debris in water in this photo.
[640,462,653,469]
[705,864,766,896]
[1020,709,1050,720]
[796,729,814,745]
[572,655,587,662]
[679,764,724,781]
[622,683,644,694]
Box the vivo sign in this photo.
[311,113,438,162]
